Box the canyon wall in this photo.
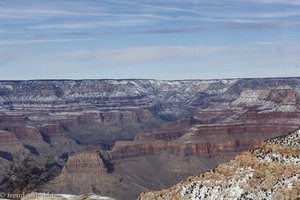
[0,78,300,199]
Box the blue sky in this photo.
[0,0,299,80]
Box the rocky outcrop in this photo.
[14,127,43,141]
[107,141,167,160]
[138,128,300,200]
[43,152,128,197]
[267,89,297,104]
[0,130,23,152]
[39,124,66,137]
[0,130,20,144]
[61,152,108,174]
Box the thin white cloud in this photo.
[249,0,300,5]
[108,0,300,20]
[29,19,156,30]
[0,8,81,20]
[0,38,93,46]
[1,43,299,80]
[60,46,227,64]
[1,0,299,38]
[57,43,300,68]
[108,0,205,16]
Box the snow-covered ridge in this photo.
[1,78,299,119]
[0,79,238,119]
[180,167,254,200]
[266,129,300,148]
[231,89,269,105]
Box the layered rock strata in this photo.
[138,129,300,200]
[1,78,300,199]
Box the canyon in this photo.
[0,78,300,199]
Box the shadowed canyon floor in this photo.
[0,78,300,199]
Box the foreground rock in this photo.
[138,128,300,200]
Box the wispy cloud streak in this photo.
[1,0,300,37]
[60,46,226,64]
[0,38,93,46]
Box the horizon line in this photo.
[0,76,300,82]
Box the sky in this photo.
[0,0,300,80]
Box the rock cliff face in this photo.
[61,152,108,174]
[1,78,300,199]
[104,117,299,160]
[0,130,23,153]
[14,127,43,141]
[138,128,300,200]
[168,123,297,156]
[43,152,132,198]
[0,130,20,144]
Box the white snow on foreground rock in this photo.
[180,167,253,200]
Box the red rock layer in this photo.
[168,123,298,157]
[0,130,23,152]
[0,130,20,144]
[14,127,43,141]
[39,124,66,137]
[106,117,299,160]
[62,152,107,174]
[107,141,166,160]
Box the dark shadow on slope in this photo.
[0,151,13,161]
[40,132,51,144]
[23,144,40,156]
